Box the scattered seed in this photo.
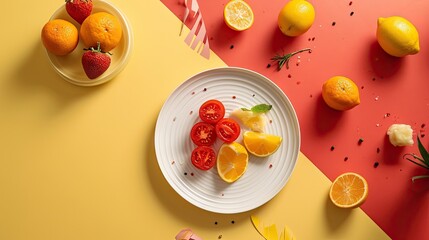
[421,123,426,128]
[332,21,336,26]
[191,91,195,95]
[171,160,175,165]
[349,1,353,6]
[189,111,193,115]
[173,117,176,122]
[269,164,273,169]
[296,81,301,85]
[288,74,292,78]
[358,138,364,145]
[377,147,380,153]
[203,88,207,92]
[190,172,194,176]
[361,86,364,89]
[344,157,349,161]
[184,172,188,176]
[232,96,236,99]
[312,37,315,41]
[374,162,379,168]
[350,11,354,16]
[330,146,335,151]
[231,220,235,224]
[218,235,223,239]
[214,221,218,225]
[230,44,234,49]
[267,63,271,68]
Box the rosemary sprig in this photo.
[403,136,429,182]
[271,48,312,70]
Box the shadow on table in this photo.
[5,40,107,117]
[324,194,353,231]
[145,118,252,231]
[368,40,404,79]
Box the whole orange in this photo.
[322,76,360,111]
[80,12,122,52]
[41,19,79,56]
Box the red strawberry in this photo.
[65,0,93,24]
[82,43,111,79]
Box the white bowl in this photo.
[46,0,133,86]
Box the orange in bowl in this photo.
[41,19,79,56]
[80,11,123,52]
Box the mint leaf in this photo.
[251,104,272,113]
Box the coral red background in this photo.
[162,0,429,239]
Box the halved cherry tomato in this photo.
[191,146,216,170]
[199,99,225,124]
[190,122,217,146]
[215,118,241,143]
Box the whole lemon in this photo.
[376,16,420,57]
[278,0,315,37]
[322,76,360,111]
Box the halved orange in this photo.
[243,131,282,157]
[329,172,368,208]
[217,142,249,183]
[224,0,254,31]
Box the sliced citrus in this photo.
[329,172,368,208]
[224,0,254,31]
[243,131,282,157]
[217,142,249,183]
[231,108,267,132]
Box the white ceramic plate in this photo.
[46,0,133,86]
[154,67,300,214]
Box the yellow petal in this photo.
[250,216,266,239]
[263,224,278,240]
[280,226,295,240]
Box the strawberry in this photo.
[65,0,93,24]
[82,43,111,79]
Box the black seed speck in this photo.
[230,45,234,49]
[267,63,271,68]
[344,157,349,161]
[330,146,335,151]
[332,21,336,26]
[350,11,354,16]
[374,162,379,168]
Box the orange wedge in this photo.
[224,0,254,31]
[243,131,282,157]
[217,142,249,183]
[329,172,369,208]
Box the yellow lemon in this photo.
[322,76,360,111]
[278,0,315,37]
[329,172,368,208]
[376,16,420,57]
[231,108,267,132]
[243,131,282,157]
[224,0,254,31]
[217,142,249,183]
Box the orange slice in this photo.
[224,0,254,31]
[243,131,282,157]
[217,142,249,183]
[329,172,369,208]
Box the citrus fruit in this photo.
[217,142,249,183]
[224,0,254,31]
[322,76,360,111]
[243,131,282,157]
[41,19,79,56]
[231,108,267,132]
[80,12,122,51]
[376,16,420,57]
[278,0,315,37]
[329,172,368,208]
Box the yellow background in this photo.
[0,0,390,239]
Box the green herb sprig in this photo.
[271,48,312,70]
[403,136,429,182]
[241,104,272,113]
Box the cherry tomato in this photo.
[199,99,225,124]
[190,122,217,146]
[215,118,241,143]
[191,146,216,170]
